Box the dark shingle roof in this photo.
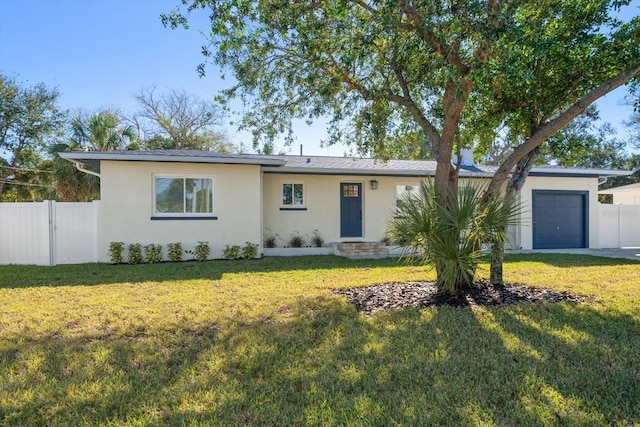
[58,149,630,178]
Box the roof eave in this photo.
[58,152,286,167]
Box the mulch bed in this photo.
[333,279,594,314]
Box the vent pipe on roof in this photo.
[300,144,303,156]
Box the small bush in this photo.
[288,231,304,248]
[263,228,277,248]
[242,242,258,259]
[167,242,183,262]
[224,245,241,260]
[128,243,143,264]
[194,241,210,262]
[311,229,324,247]
[108,242,125,264]
[144,244,162,264]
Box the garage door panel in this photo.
[533,191,587,249]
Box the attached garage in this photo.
[532,190,588,249]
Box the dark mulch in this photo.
[333,279,594,314]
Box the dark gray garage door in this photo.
[532,190,588,249]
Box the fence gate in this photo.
[0,200,98,266]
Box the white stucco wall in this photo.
[263,173,400,246]
[612,191,640,205]
[262,174,487,247]
[98,161,262,262]
[516,176,600,250]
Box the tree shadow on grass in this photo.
[2,296,639,425]
[2,252,637,290]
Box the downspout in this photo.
[598,176,607,186]
[71,160,101,178]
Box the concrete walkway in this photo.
[508,248,640,262]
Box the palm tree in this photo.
[52,111,138,201]
[387,181,519,294]
[70,111,138,151]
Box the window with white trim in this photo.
[282,182,304,207]
[154,176,214,216]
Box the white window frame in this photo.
[281,181,305,208]
[153,174,215,217]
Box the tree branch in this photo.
[486,64,640,198]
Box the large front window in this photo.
[155,176,213,215]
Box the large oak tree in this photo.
[164,0,640,286]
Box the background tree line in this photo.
[1,73,238,202]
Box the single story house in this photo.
[599,182,640,205]
[60,150,631,261]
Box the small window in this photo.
[343,184,359,198]
[282,183,304,206]
[155,176,213,216]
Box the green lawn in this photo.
[1,255,639,426]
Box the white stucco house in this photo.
[599,182,640,205]
[59,150,631,261]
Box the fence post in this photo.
[47,200,56,266]
[91,200,100,262]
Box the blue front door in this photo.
[340,183,362,238]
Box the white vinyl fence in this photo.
[0,201,98,266]
[599,204,640,249]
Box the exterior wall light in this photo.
[370,180,378,190]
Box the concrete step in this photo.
[334,242,390,259]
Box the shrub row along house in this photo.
[59,150,631,261]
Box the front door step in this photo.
[334,242,390,259]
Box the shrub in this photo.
[167,242,183,262]
[288,231,304,248]
[242,242,259,259]
[387,181,518,294]
[223,245,241,260]
[144,244,162,264]
[311,229,324,247]
[263,228,277,248]
[128,243,143,264]
[194,241,210,262]
[108,242,125,264]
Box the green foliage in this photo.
[167,242,183,262]
[288,232,304,248]
[193,241,210,262]
[223,245,241,260]
[128,243,143,265]
[0,73,65,202]
[144,244,163,264]
[311,229,324,248]
[107,242,125,264]
[388,181,519,294]
[241,242,259,259]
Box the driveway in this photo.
[509,248,640,262]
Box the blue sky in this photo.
[0,0,638,157]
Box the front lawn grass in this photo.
[1,254,639,426]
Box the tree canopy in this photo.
[133,87,236,152]
[0,73,65,201]
[164,0,639,203]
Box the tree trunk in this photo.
[489,147,539,286]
